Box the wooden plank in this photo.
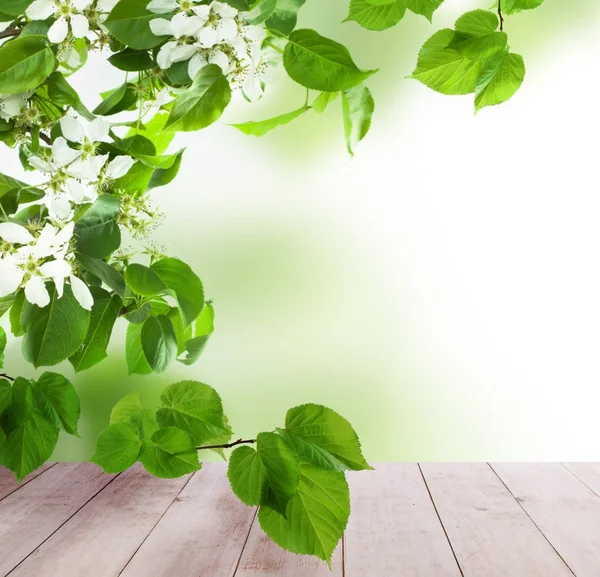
[235,519,342,577]
[493,462,600,577]
[342,463,461,577]
[562,462,600,496]
[0,464,55,501]
[0,463,115,576]
[420,463,574,577]
[120,463,256,577]
[8,464,191,577]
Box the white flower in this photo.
[148,0,203,15]
[142,88,173,118]
[0,92,32,121]
[26,0,92,44]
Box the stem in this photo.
[196,438,256,451]
[39,132,52,145]
[498,0,504,31]
[0,27,20,40]
[0,374,15,382]
[265,38,283,55]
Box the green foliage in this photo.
[92,422,142,473]
[232,105,309,136]
[74,195,122,258]
[404,0,444,21]
[342,84,375,155]
[0,36,55,94]
[283,30,378,92]
[103,0,164,50]
[0,327,5,369]
[141,314,178,373]
[140,427,201,478]
[503,0,545,14]
[108,49,154,72]
[344,0,407,31]
[475,51,525,112]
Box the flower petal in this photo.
[0,259,23,297]
[52,136,82,167]
[25,276,51,308]
[171,44,197,63]
[97,0,119,12]
[197,26,217,49]
[216,18,238,42]
[70,13,90,38]
[87,118,110,142]
[149,18,172,36]
[0,223,34,244]
[28,156,53,173]
[209,49,231,74]
[72,0,92,10]
[66,179,86,203]
[191,5,210,21]
[147,0,178,14]
[105,155,134,179]
[53,221,75,248]
[188,52,208,79]
[60,116,86,144]
[70,275,94,310]
[157,41,178,69]
[212,1,238,18]
[243,24,266,43]
[47,16,69,44]
[40,259,71,298]
[49,194,73,221]
[243,70,263,101]
[25,0,56,20]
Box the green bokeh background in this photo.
[2,0,599,462]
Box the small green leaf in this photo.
[0,36,55,94]
[93,82,137,116]
[34,372,80,436]
[0,326,6,369]
[125,263,167,296]
[449,11,507,62]
[126,321,153,375]
[311,92,339,113]
[156,380,232,446]
[232,105,309,137]
[404,0,444,21]
[108,48,154,71]
[165,65,232,132]
[0,295,14,320]
[178,302,215,366]
[341,84,374,156]
[148,149,185,189]
[92,422,142,473]
[344,0,407,31]
[75,195,121,258]
[110,392,158,441]
[503,0,545,14]
[258,465,350,564]
[266,0,307,35]
[454,9,499,36]
[227,446,268,506]
[475,52,525,112]
[141,315,178,373]
[9,291,25,336]
[283,29,378,92]
[104,0,165,50]
[77,254,126,297]
[140,427,201,478]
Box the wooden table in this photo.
[1,462,599,576]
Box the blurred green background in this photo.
[2,0,600,462]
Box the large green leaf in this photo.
[449,10,507,62]
[2,0,34,15]
[141,314,177,373]
[0,378,11,416]
[140,427,201,478]
[0,36,55,94]
[110,392,158,441]
[227,445,268,506]
[75,195,121,258]
[165,65,231,132]
[283,29,377,92]
[266,0,307,35]
[258,466,350,564]
[92,422,142,473]
[125,263,167,296]
[404,0,444,21]
[34,372,80,436]
[232,105,309,137]
[22,284,90,368]
[344,0,406,31]
[69,288,123,373]
[104,0,165,50]
[151,258,204,327]
[108,48,154,71]
[284,404,372,471]
[411,29,482,95]
[341,84,374,156]
[125,321,153,375]
[156,380,231,446]
[475,52,525,112]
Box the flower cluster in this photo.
[149,0,271,100]
[0,221,93,310]
[29,115,134,221]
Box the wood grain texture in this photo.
[343,463,461,577]
[493,462,600,577]
[0,463,115,576]
[562,462,600,496]
[0,463,55,501]
[235,519,342,576]
[421,463,574,577]
[120,463,256,577]
[8,464,190,577]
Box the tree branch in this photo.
[196,438,256,451]
[0,27,20,40]
[39,132,52,145]
[498,0,504,31]
[0,373,15,382]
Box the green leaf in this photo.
[33,372,80,436]
[411,29,483,95]
[454,9,498,35]
[344,0,406,31]
[104,0,165,50]
[22,284,90,368]
[0,409,58,481]
[140,427,201,478]
[283,29,378,92]
[77,254,126,297]
[110,393,157,441]
[126,112,175,155]
[9,290,25,336]
[141,314,177,373]
[0,295,14,320]
[258,465,350,564]
[148,148,185,189]
[69,288,123,373]
[165,65,232,132]
[0,36,55,94]
[125,321,153,375]
[1,1,34,16]
[93,82,137,116]
[0,327,5,369]
[266,0,307,35]
[449,10,507,61]
[156,380,232,446]
[108,48,154,71]
[150,258,204,327]
[503,0,545,14]
[167,308,191,355]
[404,0,444,21]
[311,91,339,113]
[284,404,372,471]
[475,52,525,112]
[248,0,277,24]
[232,105,309,137]
[0,172,44,215]
[75,195,121,258]
[178,302,214,365]
[227,446,268,506]
[113,161,154,194]
[125,263,167,296]
[92,422,142,473]
[278,429,348,471]
[0,378,10,416]
[341,84,374,156]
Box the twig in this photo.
[0,373,15,382]
[0,27,20,40]
[196,438,256,451]
[39,132,52,145]
[498,0,504,31]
